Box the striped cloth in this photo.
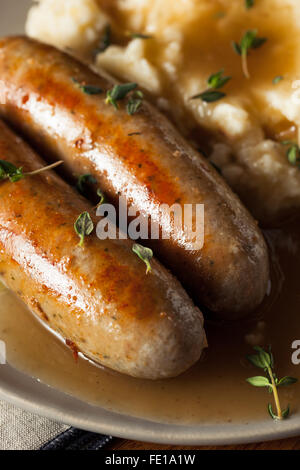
[0,400,112,450]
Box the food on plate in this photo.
[26,0,109,54]
[0,119,207,379]
[0,36,269,318]
[26,0,300,224]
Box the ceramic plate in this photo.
[0,0,299,445]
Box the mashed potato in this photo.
[26,0,300,224]
[26,0,108,51]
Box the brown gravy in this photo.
[97,0,300,130]
[0,219,299,425]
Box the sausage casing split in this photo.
[0,36,269,318]
[0,119,206,379]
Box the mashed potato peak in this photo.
[26,0,108,51]
[26,0,300,224]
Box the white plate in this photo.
[0,0,300,445]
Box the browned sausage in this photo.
[0,119,206,379]
[0,36,269,318]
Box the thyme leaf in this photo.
[245,0,254,8]
[127,90,144,115]
[106,83,138,109]
[74,212,94,247]
[207,69,231,89]
[96,188,105,207]
[190,69,231,103]
[132,243,153,274]
[76,174,97,195]
[72,78,103,95]
[246,346,297,420]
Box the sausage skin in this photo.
[0,36,269,318]
[0,119,206,379]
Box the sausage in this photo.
[0,36,269,318]
[0,119,206,379]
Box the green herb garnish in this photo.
[76,174,97,195]
[0,160,63,183]
[96,24,111,53]
[129,32,153,40]
[127,90,144,115]
[245,0,254,8]
[106,83,138,109]
[246,346,297,420]
[76,174,105,209]
[132,243,153,274]
[287,146,298,165]
[72,78,103,95]
[281,141,300,167]
[190,69,231,103]
[0,160,23,182]
[74,212,94,247]
[192,90,226,103]
[233,30,267,79]
[207,69,232,89]
[96,188,105,207]
[273,75,284,85]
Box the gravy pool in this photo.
[0,220,299,425]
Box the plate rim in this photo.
[1,365,300,446]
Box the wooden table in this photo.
[106,435,300,450]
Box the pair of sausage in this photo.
[0,36,269,319]
[0,36,270,379]
[0,119,206,379]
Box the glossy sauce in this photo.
[98,0,300,132]
[0,220,299,425]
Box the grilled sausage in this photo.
[0,36,269,318]
[0,119,206,379]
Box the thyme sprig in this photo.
[127,90,144,115]
[128,32,153,40]
[72,78,103,95]
[74,176,105,245]
[106,83,138,109]
[96,24,111,53]
[96,188,105,207]
[76,174,97,195]
[246,346,297,420]
[132,243,153,274]
[245,0,254,8]
[190,69,231,103]
[106,83,143,114]
[233,30,267,79]
[0,160,63,183]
